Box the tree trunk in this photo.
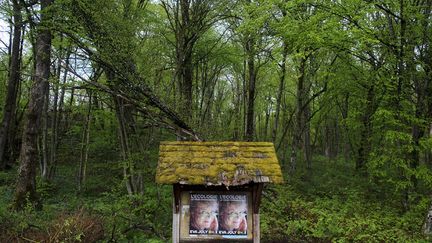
[113,96,136,195]
[179,0,193,122]
[177,41,194,122]
[40,81,49,179]
[104,64,143,194]
[264,98,271,141]
[78,91,92,192]
[48,46,62,179]
[64,86,75,131]
[0,0,22,170]
[425,70,432,166]
[272,42,288,143]
[49,52,70,179]
[409,52,427,188]
[303,103,312,169]
[325,117,339,160]
[337,94,351,162]
[233,74,242,140]
[356,84,375,171]
[162,0,208,124]
[245,36,257,142]
[243,56,247,139]
[291,56,307,172]
[13,0,52,210]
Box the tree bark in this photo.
[264,97,271,141]
[40,79,49,179]
[78,91,92,192]
[113,96,137,195]
[0,0,22,170]
[245,36,257,142]
[337,93,351,162]
[291,56,307,172]
[13,0,52,210]
[303,102,312,169]
[423,3,432,166]
[106,66,142,195]
[272,42,288,143]
[233,73,242,140]
[356,84,375,171]
[49,51,70,180]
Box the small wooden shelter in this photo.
[156,141,283,243]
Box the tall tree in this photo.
[272,41,288,143]
[13,0,52,210]
[161,0,222,123]
[244,27,258,141]
[226,0,271,141]
[0,0,22,170]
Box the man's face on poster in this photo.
[220,202,247,231]
[190,201,218,230]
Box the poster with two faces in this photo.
[189,193,248,236]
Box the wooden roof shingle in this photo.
[155,141,284,186]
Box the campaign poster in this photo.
[189,194,219,235]
[218,194,248,235]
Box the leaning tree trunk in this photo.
[13,0,52,210]
[0,0,22,170]
[106,65,144,195]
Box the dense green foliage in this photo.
[0,0,431,241]
[1,144,430,242]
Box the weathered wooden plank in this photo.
[172,193,180,243]
[253,214,260,243]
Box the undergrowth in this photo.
[0,153,430,242]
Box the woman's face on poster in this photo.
[191,201,218,230]
[221,202,247,230]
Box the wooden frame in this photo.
[172,183,263,243]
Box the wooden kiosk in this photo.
[156,141,283,243]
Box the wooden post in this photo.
[253,213,260,243]
[172,211,180,243]
[252,183,263,243]
[173,185,181,243]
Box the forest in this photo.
[0,0,431,242]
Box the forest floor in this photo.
[0,142,430,242]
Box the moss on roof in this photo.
[155,141,284,186]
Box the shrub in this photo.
[47,208,104,242]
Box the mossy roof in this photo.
[155,141,284,186]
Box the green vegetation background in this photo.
[1,0,432,242]
[0,132,429,242]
